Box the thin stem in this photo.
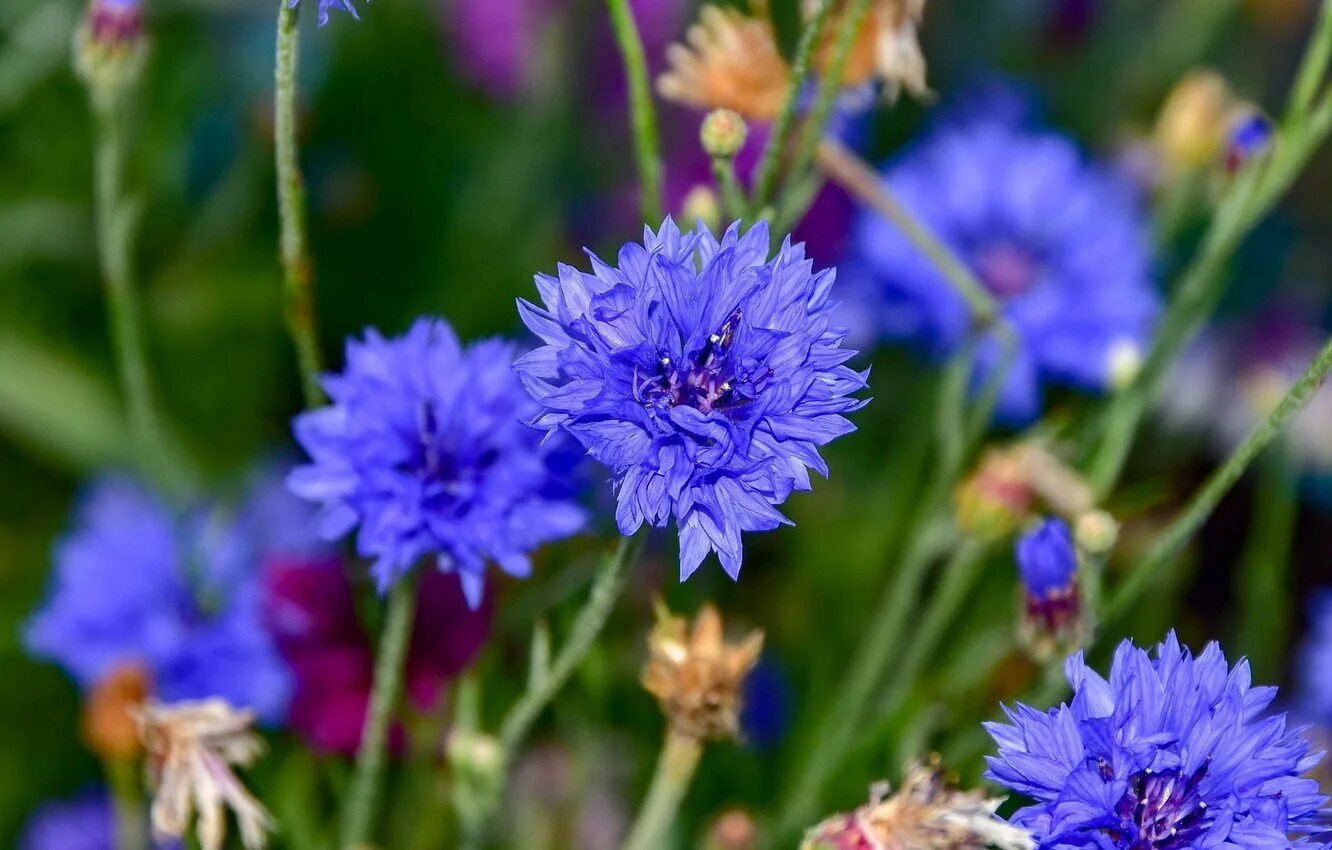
[1289,0,1332,120]
[1233,447,1297,681]
[816,138,999,326]
[787,0,874,197]
[1104,335,1332,621]
[711,156,748,223]
[108,757,148,850]
[499,531,645,753]
[751,0,832,207]
[605,0,663,223]
[275,0,326,410]
[340,572,420,849]
[620,731,704,850]
[90,87,167,484]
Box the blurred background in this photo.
[2,0,1331,846]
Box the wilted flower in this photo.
[642,604,763,740]
[516,219,867,580]
[801,758,1033,850]
[288,0,362,27]
[288,318,586,606]
[137,700,272,850]
[986,633,1327,848]
[1015,517,1085,657]
[818,0,931,101]
[657,6,791,120]
[24,477,291,722]
[840,103,1158,422]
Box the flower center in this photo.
[1105,765,1209,849]
[649,308,759,415]
[975,242,1039,300]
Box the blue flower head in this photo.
[23,477,291,723]
[986,633,1327,848]
[1298,590,1332,726]
[1017,517,1077,600]
[288,0,362,27]
[515,219,868,580]
[288,319,586,606]
[19,792,178,850]
[841,101,1158,422]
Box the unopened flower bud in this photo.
[955,449,1032,539]
[447,728,503,785]
[1015,518,1086,661]
[1074,509,1119,557]
[642,603,763,741]
[83,662,151,761]
[1106,338,1142,391]
[802,758,1033,850]
[701,109,749,160]
[1224,108,1273,173]
[682,185,722,233]
[1155,70,1230,172]
[74,0,147,104]
[707,809,758,850]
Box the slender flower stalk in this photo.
[1234,447,1297,680]
[622,731,704,850]
[1105,334,1332,620]
[339,571,419,849]
[815,137,999,327]
[108,756,148,850]
[1289,0,1332,119]
[274,0,325,409]
[605,0,663,222]
[751,0,832,208]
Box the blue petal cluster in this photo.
[19,792,178,850]
[986,633,1327,849]
[841,106,1158,422]
[288,318,586,605]
[23,477,290,723]
[288,0,362,27]
[515,219,868,580]
[1298,591,1332,726]
[1017,517,1077,599]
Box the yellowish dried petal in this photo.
[657,6,791,120]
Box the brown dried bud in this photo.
[801,758,1033,850]
[657,6,791,121]
[641,603,763,741]
[82,662,151,761]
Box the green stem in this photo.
[620,731,704,850]
[1289,0,1332,120]
[90,85,167,485]
[712,156,748,223]
[771,518,952,842]
[340,572,420,849]
[1234,447,1297,681]
[751,0,832,208]
[275,0,326,410]
[499,531,645,753]
[605,0,663,223]
[1104,335,1332,621]
[786,0,874,199]
[815,137,999,326]
[108,757,147,850]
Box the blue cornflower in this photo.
[23,477,290,723]
[287,319,586,606]
[515,218,868,580]
[289,0,362,27]
[1298,591,1332,725]
[986,633,1327,849]
[19,792,178,850]
[1016,517,1076,600]
[841,105,1158,422]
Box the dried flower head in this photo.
[642,604,763,741]
[819,0,931,101]
[657,6,791,120]
[802,757,1033,850]
[137,699,273,850]
[83,662,151,761]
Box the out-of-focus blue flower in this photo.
[23,478,291,723]
[841,106,1158,422]
[19,792,178,850]
[986,632,1327,848]
[1298,591,1332,726]
[289,0,362,27]
[288,319,586,606]
[740,655,794,751]
[515,219,868,580]
[1016,517,1076,600]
